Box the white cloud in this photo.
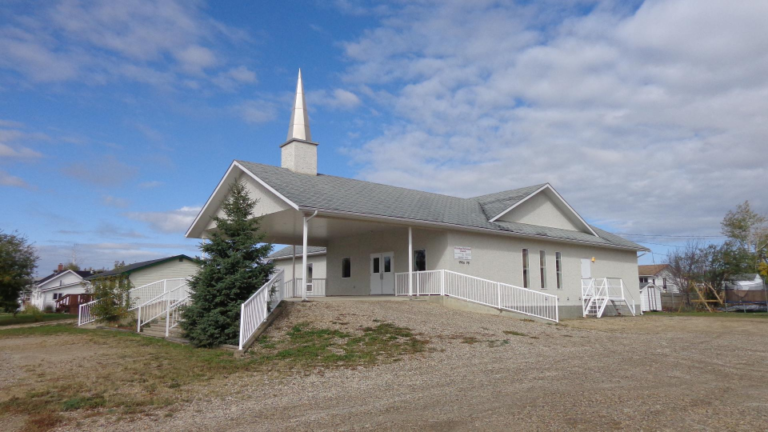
[0,143,43,158]
[0,0,250,87]
[235,100,278,124]
[0,170,30,188]
[340,0,768,238]
[62,155,138,186]
[125,206,202,233]
[212,65,258,90]
[139,180,163,189]
[101,195,130,208]
[174,44,217,74]
[309,88,362,110]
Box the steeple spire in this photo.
[287,69,311,142]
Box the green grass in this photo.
[0,325,260,431]
[644,311,768,319]
[0,321,429,431]
[0,313,77,327]
[252,321,428,365]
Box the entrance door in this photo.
[370,252,395,295]
[581,259,592,279]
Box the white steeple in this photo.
[287,69,311,142]
[281,69,318,175]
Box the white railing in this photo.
[292,278,326,297]
[396,270,442,296]
[582,277,636,317]
[395,270,559,322]
[137,282,191,332]
[165,295,190,337]
[239,270,285,350]
[77,278,189,326]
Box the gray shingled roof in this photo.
[474,184,546,220]
[269,246,326,260]
[236,161,646,251]
[86,255,195,280]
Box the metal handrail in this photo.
[136,283,190,332]
[239,270,284,350]
[395,269,559,322]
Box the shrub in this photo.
[44,305,54,313]
[22,304,43,322]
[90,276,133,324]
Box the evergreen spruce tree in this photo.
[181,182,273,347]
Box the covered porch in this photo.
[258,207,436,300]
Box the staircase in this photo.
[581,277,636,318]
[138,316,186,341]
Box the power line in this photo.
[615,233,726,238]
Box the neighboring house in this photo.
[639,264,678,293]
[269,246,327,281]
[186,71,648,319]
[86,255,200,289]
[725,274,765,291]
[30,264,95,311]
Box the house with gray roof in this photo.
[186,71,647,320]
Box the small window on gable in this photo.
[342,258,351,278]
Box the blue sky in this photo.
[1,0,766,276]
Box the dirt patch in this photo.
[3,302,768,431]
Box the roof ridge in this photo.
[237,160,473,201]
[472,183,548,202]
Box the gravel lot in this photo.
[5,299,768,431]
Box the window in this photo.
[663,278,667,290]
[306,263,314,291]
[522,249,530,288]
[373,257,380,274]
[342,258,351,278]
[384,256,391,273]
[556,252,562,289]
[414,250,426,272]
[53,293,62,300]
[540,251,547,289]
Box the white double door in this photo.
[370,252,395,295]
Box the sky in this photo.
[1,0,766,276]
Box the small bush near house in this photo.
[90,276,133,324]
[43,305,53,313]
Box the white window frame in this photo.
[540,250,547,289]
[555,252,562,289]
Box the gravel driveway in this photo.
[61,299,768,431]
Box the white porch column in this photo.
[302,219,309,301]
[292,245,296,296]
[408,226,413,297]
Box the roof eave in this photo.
[299,206,647,252]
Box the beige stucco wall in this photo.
[128,258,200,288]
[498,192,581,232]
[319,226,638,310]
[325,227,448,296]
[443,230,640,308]
[281,140,317,175]
[273,254,327,281]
